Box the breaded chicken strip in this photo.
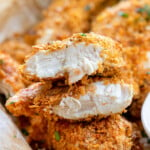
[0,52,24,98]
[21,33,125,84]
[0,0,51,43]
[0,40,31,64]
[92,0,150,48]
[92,0,150,118]
[49,115,141,150]
[92,0,150,75]
[35,0,119,44]
[6,77,134,120]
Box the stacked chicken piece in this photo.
[6,33,142,149]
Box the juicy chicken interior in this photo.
[0,52,24,98]
[92,0,150,118]
[22,33,125,84]
[6,77,134,120]
[34,0,119,44]
[0,40,32,64]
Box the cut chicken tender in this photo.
[0,40,31,64]
[6,78,134,120]
[0,52,24,98]
[49,115,139,150]
[34,0,119,44]
[22,33,125,84]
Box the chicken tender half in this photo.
[6,77,134,121]
[49,115,141,150]
[35,0,119,44]
[0,40,31,64]
[22,33,125,84]
[0,52,24,98]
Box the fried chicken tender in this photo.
[21,33,125,84]
[0,0,51,43]
[6,77,134,121]
[0,52,24,98]
[49,115,141,150]
[0,40,32,64]
[92,0,150,118]
[34,0,119,44]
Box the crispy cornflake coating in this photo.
[6,77,135,121]
[49,115,142,150]
[34,0,119,44]
[21,33,125,84]
[0,52,24,98]
[0,40,32,64]
[92,0,150,118]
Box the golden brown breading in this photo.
[48,115,141,150]
[92,0,150,48]
[21,33,125,84]
[92,0,150,118]
[0,52,24,98]
[0,40,32,64]
[12,114,143,149]
[34,0,119,44]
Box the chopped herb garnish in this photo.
[80,33,86,37]
[147,72,150,75]
[14,135,16,138]
[9,101,15,105]
[21,129,29,136]
[118,11,129,18]
[84,5,91,11]
[0,59,4,65]
[54,131,60,141]
[136,5,150,21]
[141,130,148,137]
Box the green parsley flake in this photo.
[141,130,148,138]
[21,129,29,136]
[118,11,129,18]
[147,72,150,75]
[84,5,91,11]
[80,33,86,37]
[54,131,60,141]
[9,101,15,105]
[136,5,150,21]
[0,59,4,65]
[136,7,145,13]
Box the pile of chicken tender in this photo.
[0,0,150,149]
